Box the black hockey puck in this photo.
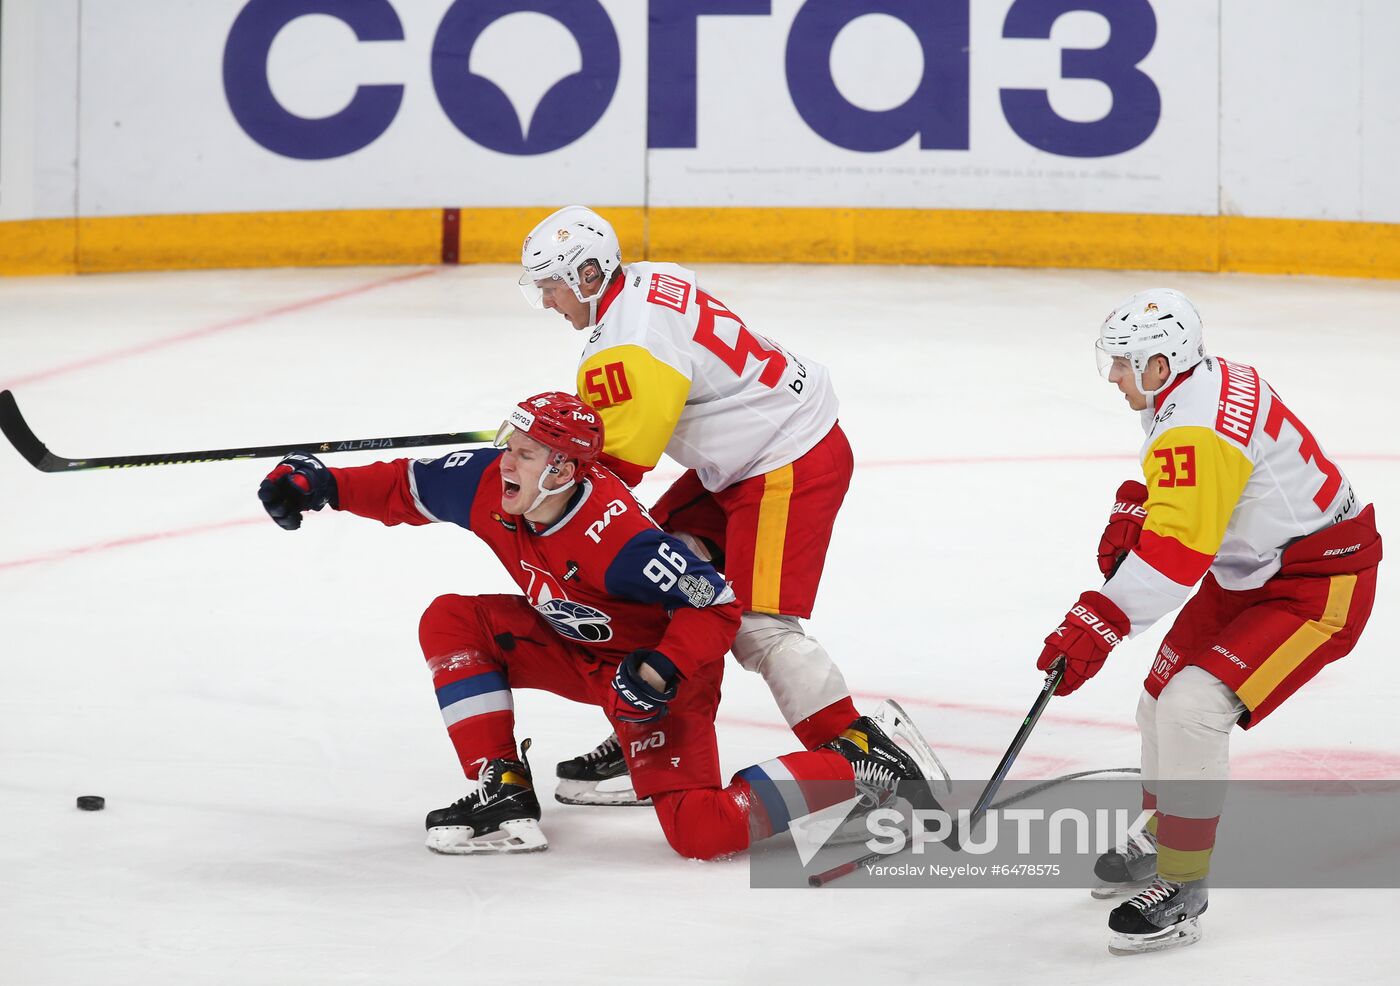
[76,795,105,811]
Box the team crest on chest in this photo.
[519,560,613,642]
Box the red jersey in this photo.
[328,448,740,677]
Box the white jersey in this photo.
[1104,355,1359,636]
[575,262,839,491]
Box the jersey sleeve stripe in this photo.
[750,463,795,615]
[407,460,444,522]
[1135,529,1215,586]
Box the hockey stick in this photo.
[0,389,495,473]
[946,655,1066,851]
[808,657,1066,887]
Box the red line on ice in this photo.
[0,267,441,390]
[0,517,264,571]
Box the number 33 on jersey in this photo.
[576,263,840,492]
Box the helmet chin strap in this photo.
[524,457,578,515]
[570,270,605,330]
[1134,360,1178,410]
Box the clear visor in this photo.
[493,421,566,468]
[493,419,515,449]
[517,270,548,309]
[1095,341,1132,379]
[518,270,585,310]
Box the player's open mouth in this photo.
[503,480,521,498]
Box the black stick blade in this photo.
[0,390,62,471]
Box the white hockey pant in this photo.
[731,612,851,728]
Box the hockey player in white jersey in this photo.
[1035,289,1382,954]
[519,206,862,805]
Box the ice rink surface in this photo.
[2,263,1398,984]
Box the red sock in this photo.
[792,697,860,749]
[426,653,516,777]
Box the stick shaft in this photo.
[0,390,493,472]
[966,658,1065,825]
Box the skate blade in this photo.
[1091,878,1156,900]
[874,699,953,796]
[1108,918,1202,955]
[553,778,652,807]
[426,818,549,855]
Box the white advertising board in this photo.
[1,0,1398,226]
[70,0,1217,217]
[1220,0,1400,224]
[75,0,648,216]
[646,0,1219,213]
[0,0,80,221]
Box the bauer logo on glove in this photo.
[1038,591,1131,696]
[1097,480,1150,579]
[608,650,679,724]
[1068,602,1126,647]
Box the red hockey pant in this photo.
[418,593,854,859]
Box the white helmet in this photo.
[518,206,622,326]
[1096,288,1205,400]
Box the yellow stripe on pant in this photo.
[750,465,795,615]
[1236,574,1357,711]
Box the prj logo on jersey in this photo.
[223,0,1163,160]
[519,560,613,642]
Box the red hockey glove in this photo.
[1037,591,1130,696]
[1097,481,1149,579]
[608,650,679,724]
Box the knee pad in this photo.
[419,594,465,653]
[732,613,803,672]
[418,594,497,675]
[652,789,748,861]
[1156,666,1245,735]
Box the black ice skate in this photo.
[554,732,650,807]
[425,739,547,854]
[824,700,951,812]
[1092,826,1158,899]
[1107,878,1208,955]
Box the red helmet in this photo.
[497,392,604,467]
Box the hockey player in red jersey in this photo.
[520,206,862,806]
[257,392,943,857]
[1035,289,1382,954]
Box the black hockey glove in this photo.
[608,650,679,724]
[258,452,338,531]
